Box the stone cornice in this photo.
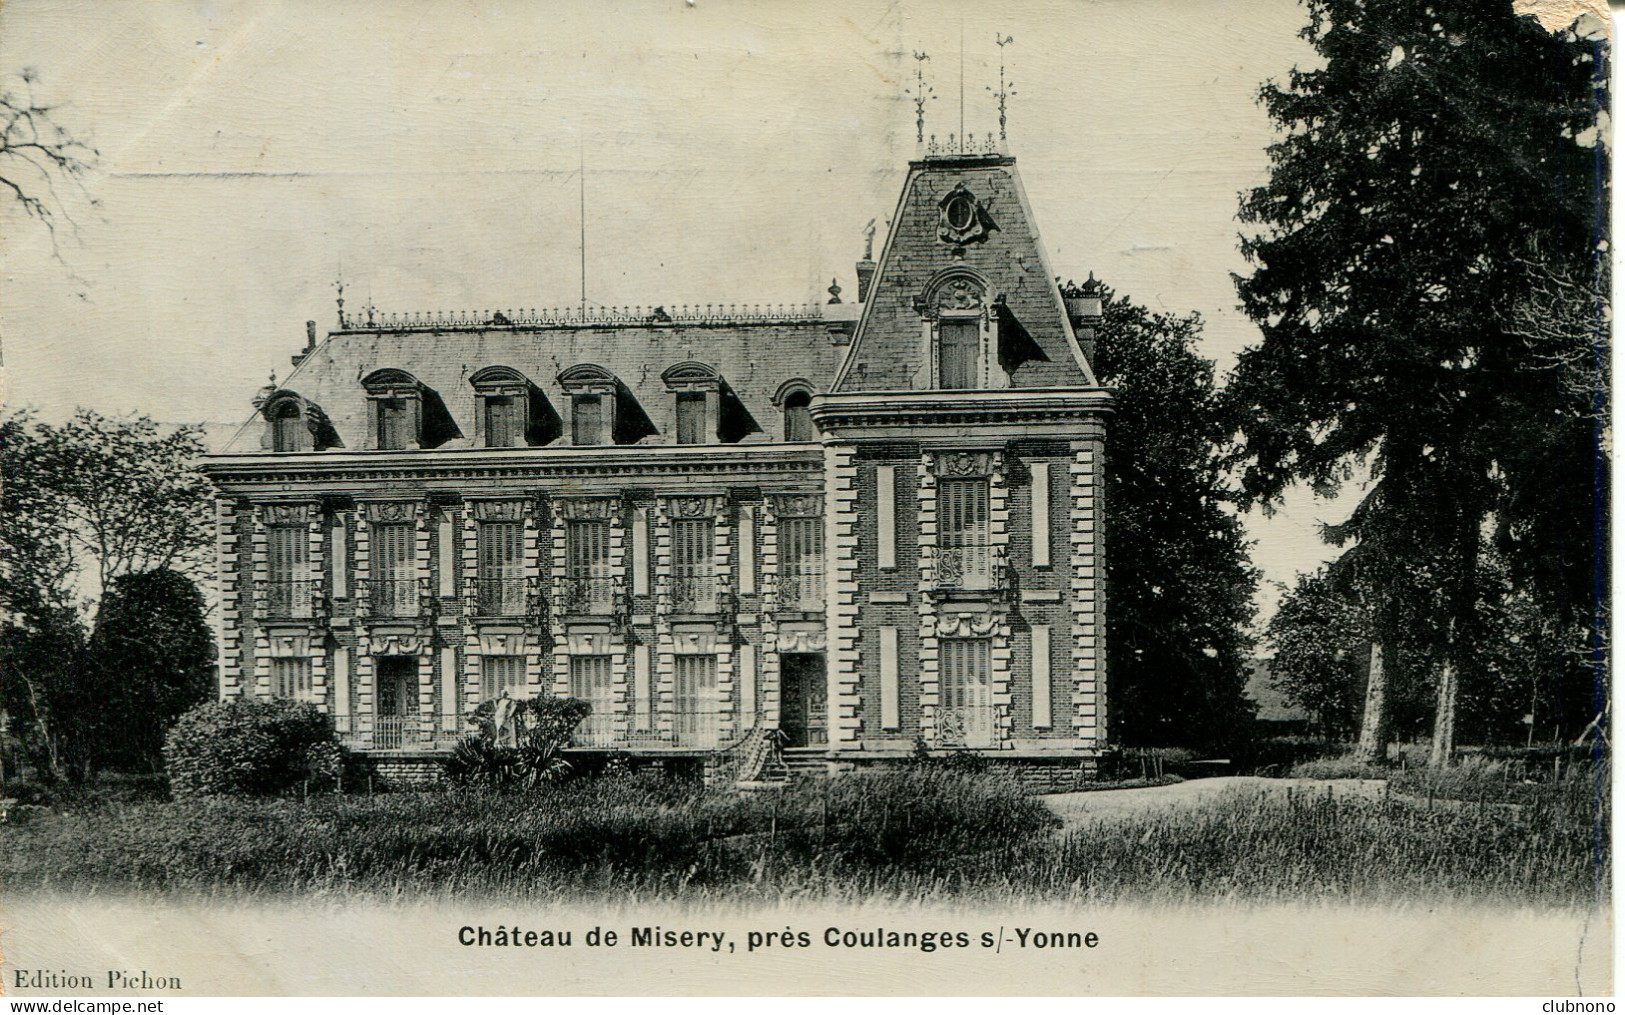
[202,443,825,489]
[809,388,1113,435]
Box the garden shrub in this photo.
[444,696,590,789]
[164,698,341,798]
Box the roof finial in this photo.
[990,34,1015,143]
[334,274,347,329]
[862,219,876,261]
[910,51,933,144]
[827,277,843,304]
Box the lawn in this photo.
[0,766,1606,906]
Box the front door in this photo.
[780,652,827,747]
[375,656,415,748]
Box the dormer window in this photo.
[773,379,817,442]
[260,390,340,453]
[470,366,549,448]
[558,364,620,446]
[916,268,998,391]
[362,369,425,451]
[272,401,303,452]
[661,361,722,445]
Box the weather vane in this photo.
[989,34,1015,142]
[909,51,934,144]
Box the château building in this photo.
[203,143,1113,786]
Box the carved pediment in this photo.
[364,501,420,523]
[472,499,527,522]
[260,503,311,526]
[669,495,724,519]
[557,498,616,521]
[932,450,996,477]
[769,493,824,518]
[937,612,1000,638]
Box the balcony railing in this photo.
[373,715,415,750]
[264,579,318,619]
[369,578,421,618]
[562,575,616,616]
[937,705,995,749]
[932,544,994,591]
[476,577,530,617]
[778,568,825,611]
[572,710,617,747]
[671,574,719,614]
[672,711,720,749]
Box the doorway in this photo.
[780,652,827,747]
[375,656,416,748]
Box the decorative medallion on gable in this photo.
[938,183,992,247]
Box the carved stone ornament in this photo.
[266,631,312,658]
[478,632,525,656]
[472,500,527,522]
[366,632,428,655]
[364,501,418,523]
[260,503,310,526]
[558,498,614,521]
[671,495,723,519]
[565,632,613,655]
[938,278,984,312]
[934,451,995,477]
[938,183,990,246]
[937,612,1000,638]
[768,493,823,518]
[777,625,827,653]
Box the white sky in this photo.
[0,0,1375,626]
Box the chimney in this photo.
[1064,280,1104,365]
[292,320,318,367]
[855,258,877,303]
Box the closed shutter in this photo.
[373,521,416,616]
[267,525,309,616]
[785,400,814,442]
[567,520,612,613]
[272,405,303,452]
[477,521,525,614]
[672,518,715,611]
[780,516,823,609]
[570,655,615,744]
[485,396,516,447]
[941,638,993,747]
[938,478,990,587]
[271,658,313,700]
[938,319,980,389]
[674,654,718,747]
[378,398,412,450]
[481,655,526,700]
[675,393,706,444]
[572,395,602,445]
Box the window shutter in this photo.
[938,319,980,388]
[939,478,990,587]
[676,393,706,444]
[572,395,602,445]
[485,396,516,447]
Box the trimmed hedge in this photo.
[163,699,341,798]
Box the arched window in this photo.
[272,400,303,452]
[773,379,817,442]
[362,369,424,450]
[783,390,814,442]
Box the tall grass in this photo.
[0,769,1604,906]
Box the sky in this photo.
[0,0,1389,626]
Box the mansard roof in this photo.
[834,153,1098,392]
[221,309,845,452]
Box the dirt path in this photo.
[1042,776,1390,829]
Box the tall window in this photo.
[570,655,615,745]
[938,319,980,389]
[675,393,706,445]
[672,518,716,612]
[779,516,824,610]
[272,658,314,701]
[938,478,990,589]
[481,655,526,700]
[267,525,311,618]
[272,403,303,452]
[566,519,612,614]
[484,396,518,448]
[783,390,814,441]
[378,398,412,450]
[477,521,525,616]
[372,521,416,617]
[940,638,993,747]
[572,395,603,445]
[673,654,718,748]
